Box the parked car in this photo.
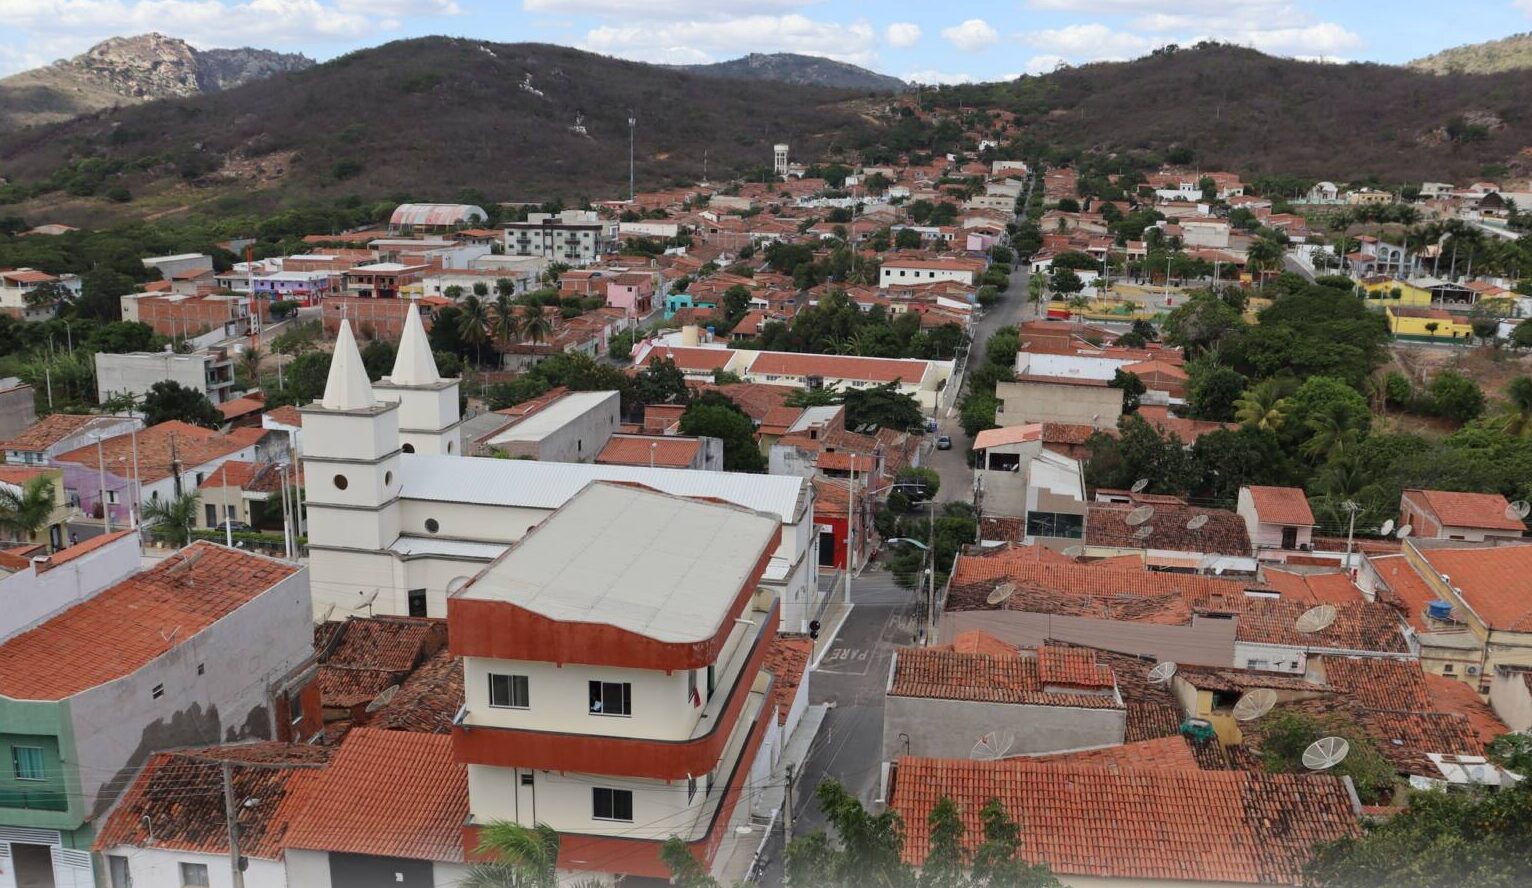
[214,520,252,533]
[936,435,953,450]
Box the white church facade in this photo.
[301,310,824,630]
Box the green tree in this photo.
[1048,267,1084,300]
[237,346,263,389]
[492,293,520,348]
[1487,732,1532,774]
[843,382,925,431]
[1512,318,1532,349]
[921,797,967,888]
[142,491,201,547]
[1234,379,1293,432]
[1163,291,1243,355]
[895,228,923,249]
[518,303,553,346]
[1187,365,1245,422]
[464,821,607,888]
[0,476,57,544]
[679,392,764,472]
[282,351,332,404]
[87,321,158,354]
[786,779,913,888]
[1109,369,1145,413]
[970,798,1061,887]
[457,294,490,366]
[632,357,691,406]
[1257,709,1397,804]
[141,380,223,429]
[1429,369,1484,424]
[1496,377,1532,438]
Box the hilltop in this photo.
[0,39,871,223]
[1409,32,1532,75]
[930,44,1532,182]
[676,53,906,92]
[0,33,312,129]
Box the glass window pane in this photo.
[13,746,45,781]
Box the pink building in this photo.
[606,272,655,315]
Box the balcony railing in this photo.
[0,787,68,811]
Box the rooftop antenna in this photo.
[317,603,336,624]
[1302,736,1351,770]
[159,625,182,645]
[1396,524,1413,540]
[365,684,400,714]
[627,109,637,202]
[1186,514,1209,531]
[1125,505,1155,526]
[1295,604,1338,634]
[1147,661,1178,685]
[1061,545,1084,558]
[971,731,1016,761]
[986,582,1017,606]
[1380,519,1395,537]
[1130,478,1150,494]
[1133,525,1155,540]
[357,588,379,617]
[1507,500,1531,522]
[1232,688,1277,721]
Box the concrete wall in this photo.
[939,611,1237,668]
[1489,669,1532,732]
[99,847,287,888]
[0,385,36,442]
[995,380,1122,427]
[282,851,467,888]
[69,565,312,821]
[0,530,142,643]
[94,352,216,405]
[492,393,619,463]
[882,695,1125,761]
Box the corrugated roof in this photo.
[399,452,804,522]
[388,203,487,228]
[973,424,1042,450]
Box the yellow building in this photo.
[0,465,76,551]
[1361,278,1432,307]
[1385,305,1472,340]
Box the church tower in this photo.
[300,320,405,619]
[372,302,463,456]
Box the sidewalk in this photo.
[753,703,830,821]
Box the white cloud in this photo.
[1519,0,1532,15]
[336,0,459,14]
[523,0,811,19]
[885,22,922,48]
[584,15,878,67]
[941,18,998,52]
[902,69,974,84]
[1022,23,1156,58]
[1021,0,1362,61]
[1022,54,1069,74]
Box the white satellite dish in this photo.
[1147,661,1178,685]
[1397,524,1413,539]
[1130,478,1150,494]
[986,582,1017,606]
[1061,545,1085,558]
[1186,514,1209,531]
[445,576,472,596]
[971,731,1016,761]
[1125,505,1156,526]
[1379,519,1395,537]
[357,589,380,612]
[317,603,336,624]
[1508,500,1531,521]
[1232,688,1278,721]
[364,684,400,713]
[1295,604,1338,634]
[1133,525,1155,540]
[1302,736,1351,770]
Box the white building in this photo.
[95,348,238,405]
[302,318,820,630]
[878,258,984,288]
[504,210,619,266]
[141,253,213,280]
[478,390,619,462]
[450,482,780,883]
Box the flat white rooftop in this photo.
[488,390,616,444]
[459,483,779,643]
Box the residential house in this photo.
[1399,489,1526,542]
[971,426,1087,541]
[595,434,724,470]
[0,383,35,443]
[141,253,213,280]
[0,544,310,881]
[194,460,303,533]
[606,272,656,315]
[1237,485,1317,559]
[449,484,780,882]
[0,466,74,551]
[0,269,80,321]
[1084,497,1255,573]
[1386,306,1473,340]
[877,257,985,289]
[95,347,238,405]
[994,378,1122,427]
[0,414,140,467]
[344,263,428,299]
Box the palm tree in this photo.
[1498,377,1532,438]
[1245,238,1282,289]
[495,278,516,299]
[142,491,201,548]
[492,293,520,349]
[1234,379,1292,432]
[463,822,605,888]
[458,294,491,366]
[518,304,553,347]
[1300,401,1362,463]
[238,346,263,390]
[0,476,57,544]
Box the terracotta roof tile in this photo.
[264,405,304,428]
[316,616,444,709]
[758,406,803,435]
[0,542,299,700]
[1421,673,1509,745]
[1261,570,1364,605]
[1086,501,1251,556]
[282,728,468,862]
[747,352,930,384]
[891,758,1360,883]
[890,647,1120,708]
[764,634,812,725]
[55,421,256,485]
[1021,736,1202,771]
[0,413,99,452]
[1245,700,1483,776]
[596,434,700,468]
[1407,489,1525,532]
[1319,657,1432,710]
[1246,486,1316,526]
[370,647,464,734]
[94,743,333,859]
[1417,544,1532,630]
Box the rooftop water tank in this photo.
[1426,600,1453,621]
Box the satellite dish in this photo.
[357,589,380,610]
[1302,736,1351,770]
[317,603,336,624]
[1061,545,1085,558]
[1214,565,1226,575]
[1295,604,1338,634]
[1133,525,1155,540]
[1508,500,1531,521]
[1396,524,1413,539]
[1186,514,1209,531]
[1147,661,1177,685]
[1380,519,1395,537]
[1125,505,1156,526]
[971,731,1016,761]
[1130,478,1150,493]
[365,684,400,713]
[986,582,1017,605]
[445,576,472,596]
[1232,688,1278,721]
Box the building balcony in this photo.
[454,600,777,780]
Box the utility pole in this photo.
[927,501,937,644]
[627,110,637,203]
[1342,500,1360,571]
[782,762,795,858]
[845,461,855,605]
[222,462,233,548]
[222,760,246,888]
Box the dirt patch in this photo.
[1389,342,1532,406]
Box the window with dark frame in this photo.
[179,862,210,887]
[489,674,530,709]
[12,745,45,781]
[592,787,633,821]
[588,680,631,716]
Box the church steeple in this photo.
[372,302,464,456]
[321,319,376,411]
[389,300,440,386]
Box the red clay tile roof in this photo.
[0,465,54,486]
[1369,554,1439,632]
[264,405,304,428]
[1136,405,1236,445]
[1223,596,1410,653]
[316,616,443,709]
[1421,673,1509,745]
[0,413,98,452]
[198,459,260,489]
[1417,544,1532,630]
[55,421,256,485]
[693,383,793,421]
[1086,501,1251,556]
[596,434,700,468]
[217,396,266,420]
[1244,700,1483,777]
[1319,657,1431,710]
[44,528,135,567]
[747,352,930,384]
[94,743,333,859]
[1040,422,1095,445]
[1174,665,1328,694]
[1038,645,1115,688]
[1247,486,1316,526]
[369,647,464,734]
[758,405,803,435]
[0,542,298,700]
[890,647,1120,708]
[950,546,1257,605]
[1021,736,1202,772]
[640,403,686,433]
[283,728,468,863]
[639,345,735,372]
[939,630,1025,656]
[1407,489,1524,531]
[891,757,1359,883]
[764,634,812,725]
[1261,570,1364,605]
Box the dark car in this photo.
[214,520,252,533]
[936,435,953,450]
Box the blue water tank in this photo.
[1427,600,1453,621]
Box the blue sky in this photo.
[1,0,1528,82]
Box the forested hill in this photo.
[927,44,1532,182]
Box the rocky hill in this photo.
[677,53,906,92]
[1409,32,1532,75]
[0,33,312,129]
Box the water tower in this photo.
[773,143,790,177]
